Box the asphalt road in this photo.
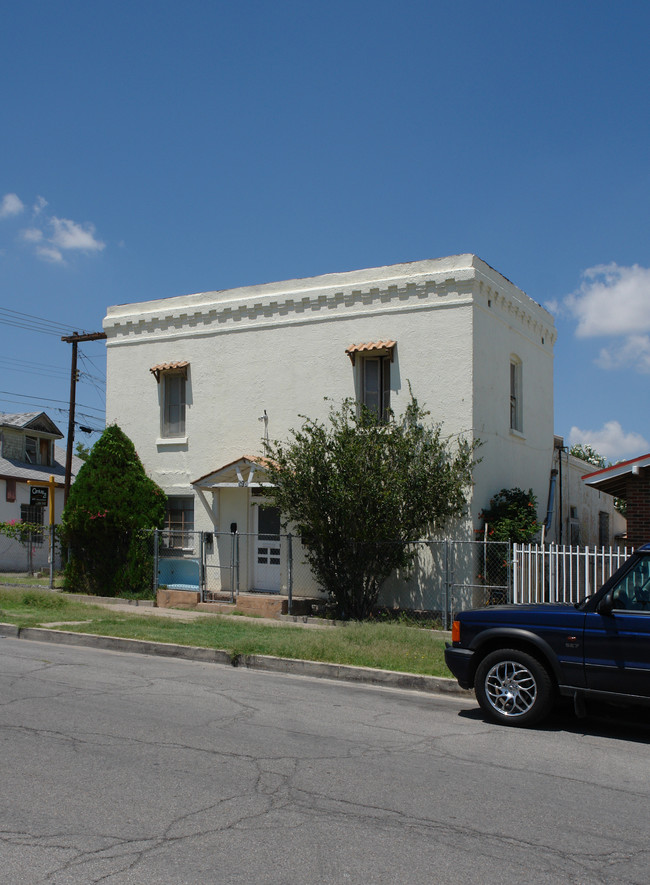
[2,638,650,885]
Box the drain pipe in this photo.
[543,469,558,539]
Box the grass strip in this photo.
[0,587,452,678]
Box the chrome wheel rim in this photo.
[484,660,537,717]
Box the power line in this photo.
[0,390,105,414]
[0,359,70,382]
[61,330,107,502]
[0,399,104,432]
[77,351,106,380]
[0,307,77,337]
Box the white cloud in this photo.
[569,421,649,462]
[595,334,650,373]
[49,216,105,253]
[2,195,106,263]
[20,227,44,243]
[563,263,650,338]
[36,245,64,264]
[0,193,25,219]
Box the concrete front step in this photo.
[157,588,288,619]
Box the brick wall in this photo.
[624,471,650,549]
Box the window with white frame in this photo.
[510,357,522,433]
[25,436,38,463]
[164,496,194,549]
[20,504,44,546]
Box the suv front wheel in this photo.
[475,649,555,727]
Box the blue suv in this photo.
[444,543,650,726]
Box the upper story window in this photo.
[163,373,186,437]
[346,340,396,422]
[25,436,38,463]
[510,357,522,433]
[26,437,53,466]
[150,361,189,439]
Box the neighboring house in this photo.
[542,437,626,547]
[583,454,650,549]
[104,254,561,608]
[0,412,83,571]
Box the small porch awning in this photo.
[192,455,275,489]
[149,361,189,383]
[345,340,396,365]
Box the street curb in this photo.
[0,623,471,697]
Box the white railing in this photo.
[512,543,631,605]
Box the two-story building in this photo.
[104,254,563,609]
[0,412,82,571]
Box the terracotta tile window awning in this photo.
[345,340,396,365]
[149,361,189,383]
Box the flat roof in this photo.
[582,453,650,498]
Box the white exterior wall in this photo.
[471,272,555,528]
[104,255,557,604]
[548,451,627,547]
[0,478,65,571]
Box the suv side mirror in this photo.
[597,590,614,616]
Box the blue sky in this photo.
[2,1,650,462]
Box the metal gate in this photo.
[425,540,510,628]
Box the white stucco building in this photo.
[104,254,561,608]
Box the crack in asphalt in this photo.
[3,644,650,884]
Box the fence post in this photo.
[508,542,513,603]
[443,539,450,630]
[199,530,204,602]
[236,532,241,598]
[49,525,55,589]
[152,529,159,600]
[287,533,293,616]
[229,531,235,603]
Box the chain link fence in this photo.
[147,530,511,625]
[0,524,61,578]
[7,526,598,625]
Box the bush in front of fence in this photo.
[479,488,540,602]
[59,425,166,596]
[265,394,478,620]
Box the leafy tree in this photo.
[480,488,540,543]
[570,443,626,516]
[60,425,166,596]
[478,488,539,601]
[75,441,92,461]
[264,395,478,619]
[569,443,607,469]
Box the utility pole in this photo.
[61,331,107,503]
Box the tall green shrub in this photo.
[265,395,478,619]
[60,425,166,596]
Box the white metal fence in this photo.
[512,543,631,605]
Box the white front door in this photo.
[254,505,282,592]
